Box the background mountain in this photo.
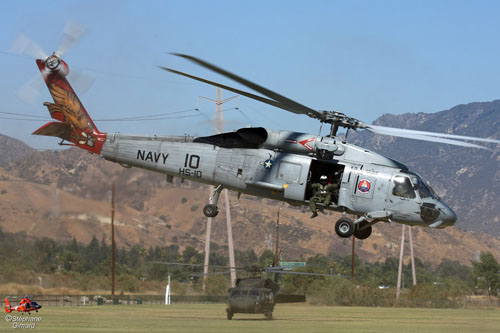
[0,100,499,267]
[0,134,35,165]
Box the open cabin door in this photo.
[305,159,345,206]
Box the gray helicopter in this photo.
[30,50,500,240]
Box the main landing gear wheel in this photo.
[354,221,372,240]
[265,312,273,320]
[335,217,355,238]
[203,204,219,217]
[226,309,233,320]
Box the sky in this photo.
[1,0,499,149]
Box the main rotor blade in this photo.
[159,66,303,114]
[150,261,244,270]
[265,269,344,278]
[171,53,323,119]
[368,124,500,144]
[365,126,490,150]
[190,271,232,277]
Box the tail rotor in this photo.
[11,21,94,105]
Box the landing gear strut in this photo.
[203,185,223,218]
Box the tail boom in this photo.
[4,298,12,313]
[33,57,106,154]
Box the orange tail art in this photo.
[32,57,106,154]
[5,298,12,313]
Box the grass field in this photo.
[1,304,499,332]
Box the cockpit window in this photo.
[250,290,259,297]
[392,176,416,199]
[230,290,241,297]
[416,177,433,198]
[408,172,438,199]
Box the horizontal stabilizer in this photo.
[33,121,72,141]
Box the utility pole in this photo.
[396,225,405,300]
[201,88,239,289]
[202,194,213,293]
[111,182,115,296]
[350,214,357,282]
[396,225,417,300]
[409,226,417,286]
[351,235,355,282]
[274,208,280,267]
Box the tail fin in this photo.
[32,58,106,154]
[5,298,12,313]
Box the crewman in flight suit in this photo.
[309,175,337,218]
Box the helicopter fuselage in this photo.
[100,128,457,231]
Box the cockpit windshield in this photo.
[415,177,433,198]
[408,172,438,199]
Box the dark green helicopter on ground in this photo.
[226,276,279,320]
[152,261,340,320]
[225,266,338,320]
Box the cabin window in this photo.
[250,290,259,297]
[392,176,416,199]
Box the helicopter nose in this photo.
[438,202,457,226]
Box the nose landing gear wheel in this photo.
[335,217,355,238]
[203,204,219,217]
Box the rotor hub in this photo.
[319,110,367,130]
[45,53,61,70]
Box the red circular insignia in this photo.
[358,179,371,193]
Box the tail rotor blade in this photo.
[18,69,93,105]
[68,70,95,95]
[17,74,45,105]
[56,21,87,57]
[11,34,48,59]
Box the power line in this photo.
[0,116,51,121]
[0,111,48,119]
[94,108,196,121]
[1,105,247,124]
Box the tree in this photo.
[436,259,474,286]
[258,250,275,267]
[472,252,500,296]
